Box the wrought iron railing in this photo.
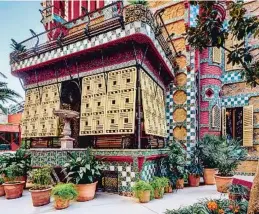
[10,2,177,70]
[10,1,124,64]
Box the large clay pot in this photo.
[54,197,70,210]
[76,181,98,202]
[176,179,184,189]
[4,176,27,189]
[154,188,164,199]
[3,181,25,199]
[214,174,233,193]
[0,185,5,196]
[204,168,217,185]
[29,187,52,207]
[188,175,200,187]
[138,190,150,203]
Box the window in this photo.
[87,86,90,90]
[125,98,129,103]
[98,84,102,88]
[113,81,117,85]
[212,47,221,64]
[86,103,89,108]
[211,105,221,129]
[97,120,100,125]
[97,102,101,106]
[111,119,115,124]
[124,118,128,123]
[126,78,130,83]
[112,100,116,104]
[85,121,88,126]
[46,94,48,97]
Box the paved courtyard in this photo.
[0,176,254,214]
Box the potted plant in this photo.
[0,177,4,196]
[150,177,167,199]
[63,149,102,202]
[228,184,250,201]
[2,164,25,199]
[197,135,222,185]
[51,183,78,210]
[0,149,31,188]
[29,166,53,207]
[132,180,153,203]
[166,141,187,189]
[186,163,203,187]
[214,139,247,193]
[161,177,172,193]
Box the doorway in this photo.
[226,107,243,140]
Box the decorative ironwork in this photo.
[103,170,118,193]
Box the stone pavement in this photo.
[0,176,254,214]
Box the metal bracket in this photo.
[30,29,39,56]
[19,78,25,91]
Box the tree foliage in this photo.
[187,1,259,87]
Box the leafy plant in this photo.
[132,180,154,199]
[150,177,167,198]
[30,166,52,190]
[196,134,224,169]
[165,198,249,214]
[160,177,170,188]
[217,139,247,177]
[0,149,31,176]
[0,177,4,185]
[165,141,187,183]
[51,183,78,200]
[228,184,250,199]
[128,0,148,6]
[63,149,102,184]
[187,1,259,87]
[5,164,24,183]
[186,163,203,178]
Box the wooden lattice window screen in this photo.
[212,47,221,64]
[222,107,226,136]
[243,105,253,147]
[211,105,221,129]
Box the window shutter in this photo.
[243,105,253,147]
[212,47,221,64]
[222,107,226,136]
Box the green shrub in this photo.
[63,149,103,184]
[0,149,31,176]
[217,139,247,176]
[5,164,24,182]
[51,183,78,200]
[132,180,154,199]
[30,166,52,190]
[150,177,167,198]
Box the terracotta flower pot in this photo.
[176,179,184,189]
[0,185,5,196]
[214,174,233,193]
[29,187,52,207]
[3,181,25,199]
[188,175,200,187]
[4,176,27,189]
[54,197,70,210]
[138,190,150,203]
[164,186,173,193]
[76,181,98,202]
[154,188,164,199]
[204,168,217,185]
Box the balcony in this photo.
[10,2,177,74]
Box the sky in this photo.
[0,1,44,105]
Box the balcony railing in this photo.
[10,2,177,70]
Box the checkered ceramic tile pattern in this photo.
[11,22,173,74]
[221,96,249,108]
[190,5,199,27]
[221,71,244,84]
[141,162,157,181]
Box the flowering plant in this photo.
[165,199,248,214]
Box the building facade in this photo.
[9,0,259,192]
